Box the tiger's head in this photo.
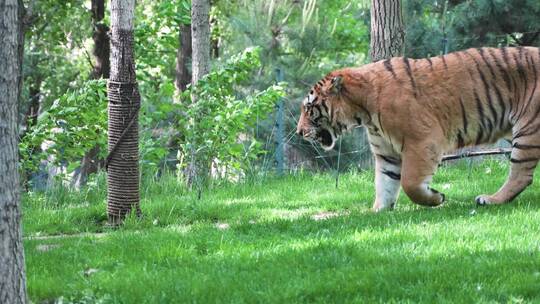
[296,74,350,151]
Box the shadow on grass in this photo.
[26,215,540,303]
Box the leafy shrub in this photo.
[176,47,285,183]
[20,48,284,187]
[20,79,108,177]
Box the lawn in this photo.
[23,159,540,303]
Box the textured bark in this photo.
[370,0,404,62]
[210,15,219,58]
[0,0,28,303]
[91,0,105,22]
[186,0,211,188]
[72,0,110,188]
[90,0,110,79]
[175,23,192,93]
[211,36,219,58]
[107,0,140,224]
[91,26,110,78]
[24,77,41,130]
[191,0,211,84]
[16,0,25,100]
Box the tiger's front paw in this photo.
[372,201,395,212]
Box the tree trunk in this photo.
[22,76,41,188]
[191,0,210,82]
[72,0,111,188]
[90,0,110,79]
[210,15,219,58]
[24,77,41,132]
[175,23,192,93]
[16,0,25,102]
[107,0,141,224]
[186,0,211,188]
[370,0,404,62]
[170,23,192,175]
[0,0,28,302]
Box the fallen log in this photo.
[441,148,512,162]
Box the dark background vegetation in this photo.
[18,0,540,186]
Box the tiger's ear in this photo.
[328,75,344,95]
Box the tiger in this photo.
[296,47,540,211]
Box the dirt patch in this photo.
[25,232,109,241]
[311,210,349,221]
[215,223,230,230]
[36,244,61,252]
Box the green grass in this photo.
[23,160,540,303]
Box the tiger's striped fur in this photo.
[296,47,540,211]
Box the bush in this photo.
[176,47,285,183]
[20,79,108,180]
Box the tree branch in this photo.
[441,148,511,162]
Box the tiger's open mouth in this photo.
[318,128,335,150]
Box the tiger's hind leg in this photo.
[476,141,539,205]
[480,75,540,204]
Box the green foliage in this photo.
[21,0,92,115]
[177,48,285,181]
[20,0,540,183]
[220,0,370,82]
[134,0,188,81]
[450,0,540,48]
[132,0,191,173]
[214,0,371,169]
[20,0,194,182]
[404,0,540,58]
[20,79,108,177]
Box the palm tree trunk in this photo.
[0,0,28,302]
[107,0,141,224]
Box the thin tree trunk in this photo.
[91,34,110,77]
[17,0,38,189]
[191,0,210,82]
[16,0,35,132]
[107,0,140,224]
[170,23,192,175]
[90,0,110,79]
[175,23,192,93]
[210,15,219,58]
[24,77,41,132]
[186,0,211,189]
[16,0,26,102]
[370,0,404,61]
[0,0,28,302]
[22,76,41,188]
[72,0,111,188]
